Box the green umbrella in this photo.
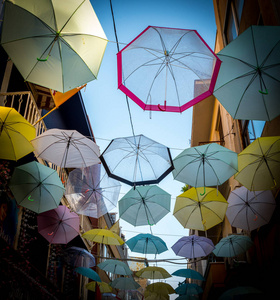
[214,26,280,121]
[9,161,65,213]
[119,185,171,226]
[213,235,254,258]
[1,0,107,92]
[97,259,133,276]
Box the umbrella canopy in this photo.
[218,286,263,300]
[214,25,280,121]
[100,134,174,186]
[0,107,35,161]
[172,269,205,281]
[117,26,221,112]
[226,187,276,231]
[172,143,238,187]
[9,161,65,213]
[1,0,107,93]
[213,235,254,258]
[64,246,95,268]
[144,293,169,300]
[119,185,171,226]
[86,281,113,293]
[135,266,171,280]
[109,277,140,290]
[31,129,100,168]
[175,283,203,295]
[173,187,228,231]
[37,205,79,244]
[145,282,175,297]
[97,259,133,276]
[126,233,168,255]
[75,267,101,282]
[172,235,215,259]
[65,164,121,218]
[82,228,124,246]
[234,136,280,191]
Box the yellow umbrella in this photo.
[173,187,228,231]
[144,282,175,299]
[82,228,124,246]
[86,281,113,293]
[235,136,280,191]
[0,107,35,160]
[135,266,171,280]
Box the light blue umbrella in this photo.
[126,233,168,255]
[213,235,254,258]
[97,259,133,275]
[172,269,205,281]
[119,185,171,226]
[218,286,263,300]
[175,283,203,295]
[9,161,65,213]
[75,267,101,282]
[109,277,140,290]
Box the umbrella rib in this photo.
[166,60,182,107]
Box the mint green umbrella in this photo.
[214,26,280,121]
[9,161,65,213]
[119,185,171,226]
[1,0,107,92]
[97,259,133,276]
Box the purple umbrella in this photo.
[171,235,214,258]
[37,205,80,244]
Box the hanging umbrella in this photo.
[226,187,276,231]
[172,235,215,259]
[8,161,65,213]
[145,282,175,298]
[65,164,121,218]
[218,286,263,300]
[119,185,171,226]
[172,143,238,188]
[64,246,95,268]
[102,293,118,300]
[213,235,254,258]
[75,267,101,282]
[135,266,171,280]
[175,283,203,295]
[97,259,133,276]
[37,205,79,244]
[0,107,35,161]
[1,0,107,93]
[86,281,113,293]
[214,25,280,121]
[126,233,168,255]
[144,293,169,300]
[234,136,280,191]
[82,228,124,246]
[173,187,228,231]
[109,277,140,290]
[100,134,174,186]
[31,128,100,168]
[175,295,199,300]
[172,269,205,281]
[117,26,221,112]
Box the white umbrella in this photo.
[226,187,276,231]
[31,128,100,168]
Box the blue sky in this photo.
[83,0,218,296]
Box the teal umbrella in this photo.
[126,233,168,255]
[9,161,65,213]
[214,26,280,121]
[119,185,171,226]
[213,235,254,258]
[109,277,140,290]
[172,143,238,189]
[175,283,203,295]
[172,269,205,281]
[218,286,263,300]
[75,267,101,282]
[97,259,133,275]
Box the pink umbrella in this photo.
[37,205,80,244]
[117,26,221,112]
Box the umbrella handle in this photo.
[200,187,206,196]
[158,100,167,111]
[37,55,49,62]
[258,88,268,95]
[147,219,154,226]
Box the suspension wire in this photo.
[109,0,136,137]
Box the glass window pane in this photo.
[234,0,244,23]
[226,10,237,43]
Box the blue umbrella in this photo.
[126,233,168,255]
[75,267,101,282]
[175,283,203,295]
[172,269,205,281]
